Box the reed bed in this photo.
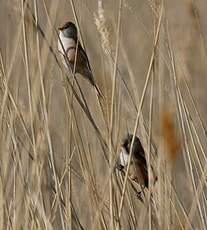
[0,0,207,229]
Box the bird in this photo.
[58,21,103,98]
[116,134,149,190]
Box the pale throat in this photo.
[119,147,129,167]
[58,31,77,55]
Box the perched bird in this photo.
[117,134,149,189]
[58,21,103,97]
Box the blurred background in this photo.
[0,0,207,229]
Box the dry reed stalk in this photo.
[166,17,206,228]
[0,0,207,229]
[117,3,163,226]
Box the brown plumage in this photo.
[117,134,148,188]
[58,21,103,97]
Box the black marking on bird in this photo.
[117,134,149,189]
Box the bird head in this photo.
[116,134,137,171]
[58,21,77,40]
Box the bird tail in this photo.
[81,68,104,99]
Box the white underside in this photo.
[58,31,76,55]
[119,147,129,167]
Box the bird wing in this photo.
[128,137,146,163]
[75,42,96,86]
[77,43,93,72]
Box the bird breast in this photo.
[58,31,76,61]
[119,147,147,185]
[119,147,129,167]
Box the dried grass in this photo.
[0,0,207,229]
